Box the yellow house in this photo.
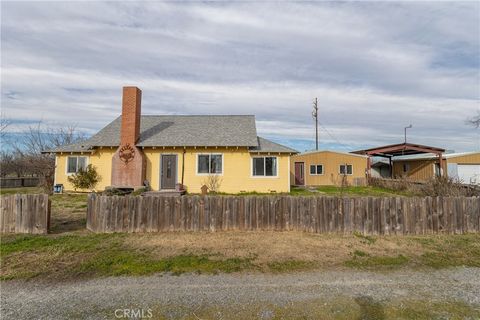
[392,151,480,184]
[290,150,368,186]
[47,87,297,193]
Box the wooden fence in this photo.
[87,194,480,235]
[0,194,51,234]
[0,177,40,188]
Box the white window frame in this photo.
[309,164,324,175]
[196,153,223,176]
[339,164,353,176]
[251,156,278,178]
[65,156,88,175]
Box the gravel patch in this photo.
[1,267,479,319]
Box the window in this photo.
[197,154,222,174]
[253,157,277,176]
[403,163,410,173]
[310,164,323,175]
[67,156,87,174]
[339,164,353,175]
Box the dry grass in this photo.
[2,231,480,280]
[49,193,89,233]
[1,188,480,280]
[124,231,479,270]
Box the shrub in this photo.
[420,176,478,197]
[202,174,222,193]
[67,164,101,191]
[368,177,415,192]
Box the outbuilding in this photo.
[393,151,480,185]
[290,150,368,186]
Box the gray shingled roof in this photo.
[44,115,297,154]
[45,142,95,153]
[85,115,258,147]
[250,137,298,153]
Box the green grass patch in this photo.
[267,260,315,273]
[345,254,409,269]
[0,233,257,280]
[353,231,377,244]
[410,234,480,268]
[77,252,254,277]
[288,187,317,196]
[0,187,44,195]
[316,185,412,197]
[420,250,480,269]
[191,185,412,197]
[0,233,126,256]
[353,250,368,257]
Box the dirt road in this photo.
[2,268,479,319]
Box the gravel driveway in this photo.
[2,268,479,319]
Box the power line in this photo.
[318,122,350,149]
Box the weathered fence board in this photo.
[0,194,50,234]
[86,195,480,235]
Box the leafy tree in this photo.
[67,164,101,191]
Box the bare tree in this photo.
[0,114,11,133]
[0,114,11,140]
[4,121,86,192]
[467,111,480,129]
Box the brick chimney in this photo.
[111,87,146,188]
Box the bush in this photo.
[202,174,222,193]
[420,176,479,197]
[67,164,101,191]
[368,177,415,192]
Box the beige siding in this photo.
[447,153,480,164]
[392,159,441,181]
[393,152,480,181]
[290,151,368,186]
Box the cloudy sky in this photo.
[2,1,479,152]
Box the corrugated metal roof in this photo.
[394,151,480,161]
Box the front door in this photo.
[294,162,305,185]
[161,155,177,189]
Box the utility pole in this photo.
[404,124,412,143]
[312,98,318,150]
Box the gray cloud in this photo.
[1,1,479,152]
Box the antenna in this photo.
[312,98,318,150]
[404,124,412,144]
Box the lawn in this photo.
[0,186,478,281]
[289,185,414,197]
[2,230,479,280]
[0,187,44,195]
[203,185,413,197]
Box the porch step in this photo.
[142,190,186,197]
